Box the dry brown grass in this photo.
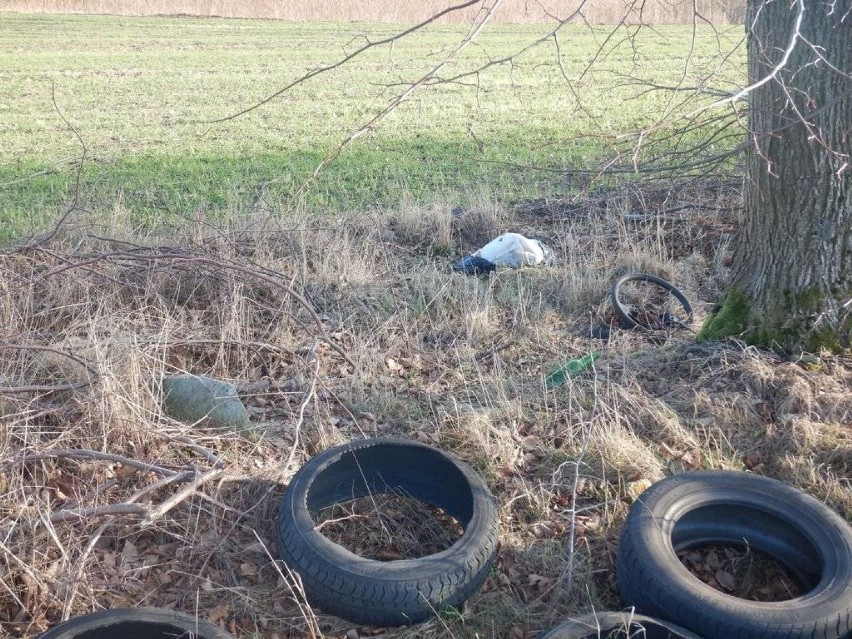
[4,0,746,24]
[1,180,849,638]
[313,493,464,561]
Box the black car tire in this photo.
[539,611,704,638]
[38,608,233,639]
[616,471,852,639]
[277,437,499,626]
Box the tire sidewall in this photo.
[618,471,852,630]
[280,437,498,590]
[38,608,231,639]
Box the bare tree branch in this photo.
[140,468,230,526]
[288,0,509,201]
[201,0,485,124]
[6,449,180,477]
[13,81,89,254]
[283,340,320,473]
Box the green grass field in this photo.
[0,12,744,237]
[5,13,852,639]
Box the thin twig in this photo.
[284,340,320,473]
[12,81,88,254]
[60,517,110,619]
[0,381,92,395]
[201,0,483,124]
[50,471,192,524]
[552,360,601,609]
[167,435,226,469]
[49,503,149,523]
[140,468,229,526]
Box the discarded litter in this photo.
[453,255,496,275]
[545,352,599,387]
[162,374,249,431]
[453,232,553,275]
[610,273,693,331]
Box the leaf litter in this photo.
[1,180,849,638]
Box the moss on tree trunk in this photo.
[698,289,850,354]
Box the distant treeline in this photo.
[2,0,747,24]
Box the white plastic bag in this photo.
[473,233,553,268]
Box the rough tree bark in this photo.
[699,0,851,352]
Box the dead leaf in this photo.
[208,603,231,625]
[521,435,543,451]
[626,478,653,502]
[528,574,550,588]
[658,442,680,459]
[681,450,700,469]
[120,541,139,570]
[239,562,258,577]
[706,548,721,570]
[399,356,420,369]
[715,569,736,591]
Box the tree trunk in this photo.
[700,0,852,353]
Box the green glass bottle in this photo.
[545,352,599,388]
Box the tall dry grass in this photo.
[2,180,850,638]
[4,0,746,24]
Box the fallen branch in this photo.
[56,469,193,617]
[6,448,180,477]
[51,472,188,522]
[48,468,244,527]
[140,468,228,526]
[50,503,148,523]
[0,381,91,395]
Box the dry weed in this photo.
[1,180,849,638]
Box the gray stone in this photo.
[162,374,249,431]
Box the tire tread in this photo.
[276,439,499,626]
[616,471,852,639]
